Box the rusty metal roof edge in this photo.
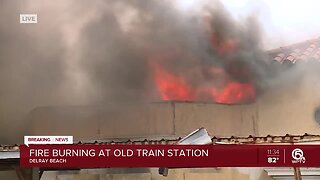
[2,133,320,151]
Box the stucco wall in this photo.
[27,102,257,139]
[257,67,320,136]
[27,103,175,139]
[174,103,257,136]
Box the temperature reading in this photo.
[268,157,279,163]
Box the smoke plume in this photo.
[0,0,273,143]
[0,1,70,143]
[78,0,271,104]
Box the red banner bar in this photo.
[19,145,318,168]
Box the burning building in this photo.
[14,38,320,179]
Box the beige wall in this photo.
[27,103,175,139]
[27,102,258,140]
[257,67,320,136]
[174,103,257,136]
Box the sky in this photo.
[221,0,320,49]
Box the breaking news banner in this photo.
[24,136,73,146]
[20,144,320,168]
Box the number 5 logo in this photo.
[292,148,306,163]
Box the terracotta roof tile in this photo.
[267,37,320,64]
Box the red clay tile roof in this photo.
[267,38,320,64]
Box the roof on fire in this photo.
[2,39,320,162]
[267,37,320,64]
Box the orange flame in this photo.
[150,63,195,101]
[150,61,256,104]
[213,81,256,104]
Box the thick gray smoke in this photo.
[78,0,271,103]
[0,0,273,143]
[0,1,70,143]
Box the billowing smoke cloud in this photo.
[0,0,274,143]
[0,1,70,143]
[78,0,271,104]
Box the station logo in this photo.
[291,148,306,164]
